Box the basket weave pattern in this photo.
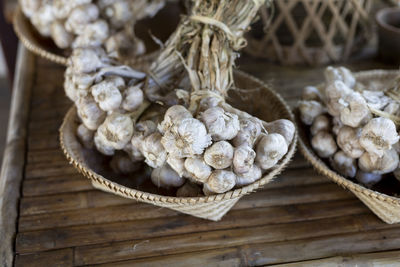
[298,70,400,224]
[246,0,373,65]
[60,70,297,221]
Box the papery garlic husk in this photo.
[359,117,400,157]
[339,91,371,128]
[200,107,240,141]
[141,132,167,168]
[91,79,123,112]
[255,133,288,170]
[76,95,106,130]
[358,149,399,175]
[204,141,234,169]
[77,123,94,149]
[176,181,203,197]
[151,163,185,188]
[205,170,236,194]
[336,126,364,159]
[232,118,262,147]
[184,156,211,183]
[110,152,141,174]
[264,119,295,145]
[362,90,391,110]
[311,131,337,158]
[122,85,144,112]
[324,66,356,88]
[325,81,352,117]
[310,115,330,136]
[166,156,187,178]
[96,112,133,150]
[356,171,382,188]
[298,100,326,125]
[235,165,262,187]
[233,144,256,174]
[302,86,323,102]
[330,151,357,178]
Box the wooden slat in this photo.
[14,249,73,267]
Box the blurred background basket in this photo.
[246,0,373,66]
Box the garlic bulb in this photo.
[359,117,399,157]
[76,95,106,130]
[158,105,192,134]
[362,90,391,110]
[200,107,240,141]
[123,142,144,162]
[184,156,212,183]
[94,132,115,155]
[233,145,256,174]
[151,164,185,188]
[141,132,167,168]
[102,0,133,28]
[311,131,337,158]
[70,47,108,74]
[358,149,399,175]
[324,66,356,88]
[264,119,295,145]
[299,100,325,125]
[77,123,94,149]
[255,133,288,170]
[176,181,202,197]
[235,165,262,186]
[31,5,54,36]
[20,0,41,18]
[65,4,100,35]
[91,79,123,112]
[232,118,262,147]
[339,91,370,128]
[50,21,73,49]
[205,170,236,194]
[204,141,234,169]
[336,126,364,159]
[96,112,133,150]
[310,115,330,136]
[72,20,109,49]
[332,116,344,136]
[122,85,144,112]
[302,86,323,102]
[110,152,141,174]
[355,171,382,188]
[166,156,187,178]
[330,151,357,178]
[325,81,352,117]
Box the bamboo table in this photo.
[2,45,400,266]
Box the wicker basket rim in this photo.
[297,69,400,207]
[60,70,298,205]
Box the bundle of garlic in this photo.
[299,66,400,188]
[19,0,165,57]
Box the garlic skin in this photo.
[122,85,144,112]
[339,91,371,128]
[184,157,212,183]
[356,171,382,188]
[166,156,187,178]
[235,165,262,187]
[324,66,356,88]
[91,79,123,112]
[264,119,295,145]
[96,113,133,150]
[325,81,352,117]
[72,20,109,49]
[310,115,330,136]
[332,116,344,136]
[176,181,202,197]
[31,5,54,36]
[359,117,399,157]
[65,4,100,35]
[311,131,337,158]
[232,118,262,147]
[362,90,391,110]
[76,95,106,130]
[206,170,236,194]
[94,132,115,156]
[20,0,41,18]
[70,47,108,74]
[161,118,212,158]
[204,141,234,169]
[50,21,73,49]
[77,123,94,149]
[336,126,364,159]
[200,107,240,141]
[141,132,167,169]
[299,100,325,125]
[358,149,399,175]
[123,142,144,162]
[158,105,192,134]
[302,86,323,102]
[110,153,141,174]
[103,0,133,28]
[151,164,185,188]
[330,151,357,178]
[255,133,288,170]
[233,145,256,174]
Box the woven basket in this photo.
[60,70,297,221]
[297,69,400,224]
[246,0,373,66]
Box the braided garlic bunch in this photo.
[300,67,400,188]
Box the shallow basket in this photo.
[60,70,297,221]
[297,69,400,224]
[246,0,373,66]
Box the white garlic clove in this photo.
[336,126,364,159]
[205,170,236,194]
[176,181,202,197]
[310,115,330,136]
[184,156,211,183]
[200,107,240,141]
[358,149,399,175]
[235,165,262,187]
[94,132,115,156]
[311,131,337,158]
[339,91,370,128]
[324,66,356,88]
[302,86,323,102]
[233,145,256,174]
[298,100,325,125]
[360,117,399,157]
[141,132,167,168]
[96,112,133,150]
[255,133,288,170]
[76,95,106,130]
[50,21,73,49]
[122,85,144,112]
[232,118,262,147]
[110,152,141,174]
[355,171,382,188]
[72,20,109,49]
[151,164,185,189]
[77,123,94,149]
[91,79,123,112]
[330,151,357,178]
[264,119,295,145]
[204,141,234,169]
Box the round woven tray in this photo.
[297,69,400,224]
[60,70,297,221]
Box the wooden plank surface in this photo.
[10,49,400,266]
